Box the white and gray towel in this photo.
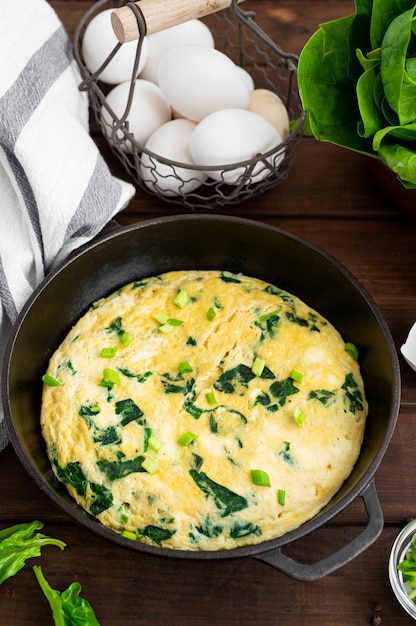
[0,0,136,452]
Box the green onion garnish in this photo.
[100,346,118,358]
[177,431,198,446]
[99,368,120,388]
[290,369,303,383]
[153,312,169,324]
[120,331,131,346]
[122,530,136,540]
[42,374,60,387]
[294,406,306,427]
[158,323,176,334]
[250,469,271,487]
[277,489,286,506]
[344,342,359,361]
[148,435,166,453]
[172,288,189,309]
[178,361,193,374]
[142,454,159,474]
[251,357,266,377]
[207,307,216,321]
[206,391,217,405]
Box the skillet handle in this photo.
[252,479,383,581]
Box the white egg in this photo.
[158,46,250,122]
[140,19,214,84]
[82,9,148,84]
[190,109,284,185]
[236,66,255,92]
[101,79,171,152]
[140,119,208,196]
[248,89,290,139]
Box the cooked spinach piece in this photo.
[58,359,77,375]
[54,461,88,497]
[118,368,153,383]
[190,470,248,517]
[96,456,146,481]
[255,312,281,340]
[89,483,113,516]
[214,364,256,394]
[115,398,145,426]
[308,389,336,406]
[93,426,121,446]
[230,521,262,539]
[193,516,223,539]
[142,525,176,545]
[186,336,197,346]
[269,377,300,408]
[278,441,296,467]
[209,414,218,433]
[192,453,204,470]
[342,373,364,414]
[220,272,241,283]
[263,285,294,304]
[105,316,126,338]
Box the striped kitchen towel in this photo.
[0,0,136,452]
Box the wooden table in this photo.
[2,1,416,624]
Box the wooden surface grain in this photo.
[2,1,416,624]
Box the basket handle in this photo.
[111,0,246,43]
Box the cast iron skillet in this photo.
[3,214,401,581]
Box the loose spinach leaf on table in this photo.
[0,521,66,585]
[33,565,101,626]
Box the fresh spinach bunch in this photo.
[298,0,416,188]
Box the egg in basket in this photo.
[73,0,305,211]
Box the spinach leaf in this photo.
[229,521,262,539]
[93,426,121,446]
[214,364,256,394]
[190,470,248,517]
[220,272,241,283]
[54,461,88,497]
[89,483,113,516]
[192,516,223,539]
[308,389,337,406]
[33,565,100,626]
[96,456,146,481]
[342,373,365,414]
[142,525,176,545]
[115,398,145,426]
[118,368,153,383]
[0,522,65,585]
[269,377,300,408]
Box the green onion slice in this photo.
[100,346,118,358]
[177,431,198,446]
[42,374,60,387]
[250,469,271,487]
[100,368,120,388]
[207,307,216,321]
[142,454,159,474]
[159,323,176,334]
[206,391,217,405]
[294,406,305,427]
[178,361,193,374]
[153,312,169,324]
[277,489,286,506]
[172,289,189,309]
[290,369,303,383]
[344,342,359,361]
[120,331,131,347]
[122,530,136,540]
[251,357,266,377]
[148,435,166,453]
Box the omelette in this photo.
[40,270,368,550]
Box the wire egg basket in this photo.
[74,0,305,211]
